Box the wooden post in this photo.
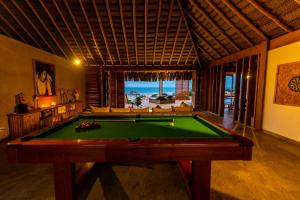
[254,41,269,129]
[109,71,117,107]
[219,64,226,116]
[211,67,215,113]
[116,72,125,108]
[99,66,104,106]
[246,55,258,126]
[200,68,208,110]
[159,80,163,95]
[239,58,248,123]
[234,60,242,121]
[215,66,220,114]
[207,68,212,112]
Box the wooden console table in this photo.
[7,102,83,139]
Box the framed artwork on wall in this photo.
[33,60,56,96]
[274,61,300,106]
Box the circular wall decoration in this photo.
[288,76,300,92]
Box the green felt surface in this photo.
[36,116,232,140]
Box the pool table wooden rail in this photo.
[7,136,253,163]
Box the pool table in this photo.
[6,114,253,200]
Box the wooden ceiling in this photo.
[0,0,299,66]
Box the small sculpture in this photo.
[73,88,80,102]
[14,93,33,113]
[59,88,68,104]
[32,94,39,109]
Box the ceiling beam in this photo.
[185,10,230,55]
[104,0,121,64]
[161,0,174,64]
[145,0,148,64]
[191,29,220,59]
[119,0,130,64]
[25,0,68,58]
[64,0,97,64]
[52,0,88,64]
[193,56,198,65]
[177,33,189,64]
[0,2,42,50]
[79,0,105,64]
[222,0,268,41]
[153,0,162,64]
[132,0,138,64]
[245,0,292,32]
[39,0,79,61]
[92,0,114,64]
[103,65,198,71]
[177,0,202,66]
[185,46,194,64]
[169,17,183,64]
[11,0,58,55]
[0,14,26,42]
[190,0,240,51]
[205,0,254,47]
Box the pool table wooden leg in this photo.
[192,160,211,200]
[53,163,76,200]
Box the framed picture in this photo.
[33,60,56,96]
[274,61,300,106]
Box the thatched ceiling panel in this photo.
[0,0,299,66]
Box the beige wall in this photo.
[263,41,300,142]
[0,35,85,139]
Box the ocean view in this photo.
[125,87,177,95]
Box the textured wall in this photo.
[0,35,86,139]
[263,41,300,142]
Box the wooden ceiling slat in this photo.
[190,0,240,52]
[153,0,162,64]
[52,0,88,64]
[0,14,26,42]
[39,0,80,61]
[145,0,148,64]
[133,0,138,64]
[0,2,43,49]
[0,23,11,37]
[177,33,189,64]
[193,56,197,65]
[25,0,68,58]
[63,0,96,64]
[169,16,183,64]
[11,0,58,56]
[185,10,230,55]
[104,0,121,64]
[221,0,268,41]
[177,0,202,65]
[79,0,105,64]
[119,0,130,64]
[191,29,220,59]
[245,0,292,33]
[185,46,194,64]
[92,0,114,64]
[205,0,254,47]
[160,0,174,64]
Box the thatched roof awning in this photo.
[125,71,193,81]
